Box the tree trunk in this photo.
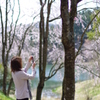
[36,1,52,100]
[61,0,76,99]
[61,39,75,100]
[36,85,44,100]
[7,78,13,95]
[36,79,44,100]
[63,46,75,100]
[3,65,8,95]
[36,2,45,99]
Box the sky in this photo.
[19,0,100,24]
[78,0,100,10]
[0,0,100,24]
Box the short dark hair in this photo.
[11,56,22,72]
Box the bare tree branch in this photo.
[77,1,100,8]
[81,48,100,56]
[45,62,64,81]
[77,48,100,59]
[16,14,39,55]
[77,8,99,12]
[43,0,53,71]
[75,10,100,58]
[13,0,20,39]
[8,0,11,13]
[0,6,4,43]
[51,0,55,3]
[0,6,5,64]
[18,24,33,56]
[49,15,61,22]
[6,0,20,63]
[8,0,20,51]
[70,0,77,19]
[48,58,58,76]
[7,20,39,94]
[45,0,47,4]
[76,64,100,78]
[5,0,8,47]
[9,0,15,45]
[77,0,82,4]
[48,7,99,23]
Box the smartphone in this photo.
[32,57,34,63]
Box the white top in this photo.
[12,61,36,99]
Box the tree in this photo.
[60,0,100,100]
[0,0,38,95]
[7,22,36,95]
[36,0,55,100]
[0,0,20,94]
[60,0,82,100]
[36,0,64,100]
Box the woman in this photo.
[11,56,36,100]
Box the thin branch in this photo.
[9,0,20,49]
[77,0,82,4]
[45,62,64,81]
[0,6,4,43]
[51,0,55,3]
[81,48,100,56]
[75,10,100,58]
[9,0,15,45]
[45,0,47,4]
[35,59,39,65]
[5,0,8,47]
[17,15,39,55]
[40,0,42,5]
[8,0,11,13]
[78,1,100,8]
[6,0,20,62]
[49,58,58,76]
[49,15,61,22]
[77,48,99,58]
[13,0,20,38]
[77,8,99,12]
[76,64,100,78]
[18,24,33,56]
[0,6,5,64]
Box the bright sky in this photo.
[0,0,100,24]
[78,0,100,11]
[19,0,100,24]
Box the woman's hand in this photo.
[28,56,35,69]
[28,56,33,63]
[32,62,36,69]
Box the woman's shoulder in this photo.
[12,70,23,75]
[12,71,26,78]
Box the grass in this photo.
[75,79,100,100]
[0,91,14,100]
[52,86,62,94]
[53,79,100,100]
[1,79,100,100]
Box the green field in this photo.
[0,91,14,100]
[1,79,100,100]
[53,79,100,100]
[75,79,100,100]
